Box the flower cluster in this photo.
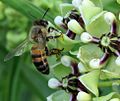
[48,56,91,101]
[47,0,120,101]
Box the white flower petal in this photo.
[54,16,63,26]
[48,78,61,89]
[104,12,116,25]
[77,91,91,101]
[80,32,92,43]
[61,56,72,67]
[89,59,100,68]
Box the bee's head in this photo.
[33,19,48,27]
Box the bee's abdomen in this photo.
[31,48,49,74]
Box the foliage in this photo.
[0,0,120,101]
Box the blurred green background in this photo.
[0,0,70,101]
[0,0,120,101]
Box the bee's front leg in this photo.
[46,34,62,41]
[48,27,59,33]
[46,27,63,41]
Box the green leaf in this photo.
[0,0,54,22]
[2,58,21,101]
[21,65,54,101]
[101,0,120,13]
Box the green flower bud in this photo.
[104,12,116,25]
[80,32,92,43]
[89,59,100,69]
[109,98,120,101]
[48,78,61,89]
[77,91,91,101]
[115,56,120,66]
[68,19,84,34]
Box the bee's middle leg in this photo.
[45,47,64,56]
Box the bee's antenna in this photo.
[42,8,50,19]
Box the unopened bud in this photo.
[80,32,92,43]
[77,91,91,101]
[48,78,61,89]
[104,12,116,25]
[115,56,120,66]
[54,16,63,26]
[68,19,84,34]
[89,59,100,69]
[61,56,72,67]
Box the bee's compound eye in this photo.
[40,20,48,27]
[33,19,48,27]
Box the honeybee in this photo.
[4,12,63,74]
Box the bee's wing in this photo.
[4,39,31,61]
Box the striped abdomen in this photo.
[31,46,49,74]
